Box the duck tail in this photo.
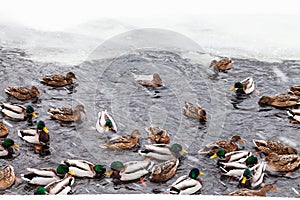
[287,109,295,117]
[169,187,180,194]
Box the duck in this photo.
[287,107,300,123]
[253,139,298,155]
[258,94,300,108]
[211,149,257,166]
[0,138,19,158]
[136,73,163,87]
[34,175,75,195]
[169,168,204,195]
[109,160,154,181]
[0,103,37,120]
[39,72,77,87]
[96,110,118,134]
[0,165,15,190]
[146,125,170,144]
[149,159,179,182]
[228,184,277,196]
[210,57,232,72]
[0,120,9,138]
[99,130,141,149]
[230,77,255,95]
[48,105,86,122]
[265,152,300,172]
[5,86,40,100]
[198,135,245,154]
[138,143,188,161]
[288,85,300,96]
[18,121,49,149]
[21,164,75,186]
[62,159,107,178]
[183,102,207,122]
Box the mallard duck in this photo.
[183,102,207,122]
[287,107,300,123]
[62,159,107,178]
[288,85,300,96]
[230,77,255,94]
[198,135,245,154]
[22,164,75,186]
[18,121,49,149]
[211,149,257,167]
[0,103,37,120]
[258,94,300,108]
[136,73,163,87]
[265,152,300,172]
[0,120,9,138]
[210,57,232,72]
[169,168,204,195]
[228,184,277,196]
[0,164,15,190]
[34,175,75,195]
[0,138,19,158]
[138,143,188,161]
[109,160,154,181]
[48,105,86,122]
[39,72,77,87]
[253,139,298,155]
[149,159,179,182]
[100,130,141,149]
[146,125,170,144]
[5,86,40,100]
[96,110,118,134]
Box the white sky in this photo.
[0,0,299,31]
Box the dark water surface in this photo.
[0,45,300,196]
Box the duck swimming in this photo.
[136,73,163,87]
[230,77,255,95]
[183,102,207,122]
[146,125,170,144]
[5,86,40,100]
[48,105,86,122]
[258,94,300,108]
[0,120,9,138]
[96,110,118,134]
[100,130,141,149]
[1,103,37,121]
[0,138,19,158]
[40,72,77,87]
[210,57,232,72]
[253,139,298,155]
[0,165,15,190]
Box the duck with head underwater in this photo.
[230,77,255,95]
[18,120,49,150]
[22,164,75,186]
[138,143,188,161]
[0,138,19,158]
[169,168,204,195]
[0,103,37,121]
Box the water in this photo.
[0,20,300,196]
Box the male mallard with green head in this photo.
[169,168,204,195]
[230,77,255,95]
[0,138,19,158]
[48,105,86,122]
[96,110,118,134]
[5,86,40,100]
[1,103,37,120]
[40,72,77,87]
[34,175,75,195]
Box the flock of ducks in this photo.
[0,57,299,196]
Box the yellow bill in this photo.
[241,176,247,184]
[199,171,204,176]
[210,153,218,159]
[105,126,110,131]
[32,112,38,118]
[43,127,49,133]
[230,86,236,91]
[239,139,246,143]
[13,143,20,148]
[104,170,113,176]
[68,171,75,176]
[181,148,188,154]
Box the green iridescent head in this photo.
[110,161,124,171]
[243,168,252,178]
[189,168,204,179]
[2,138,18,148]
[216,149,226,158]
[26,105,34,113]
[234,82,244,89]
[34,187,47,195]
[245,155,258,166]
[105,119,113,128]
[171,143,188,154]
[56,164,70,176]
[93,165,106,175]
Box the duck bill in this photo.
[104,170,113,177]
[105,126,110,132]
[43,127,49,133]
[199,171,205,176]
[1,125,8,131]
[239,139,246,143]
[210,153,218,159]
[241,176,247,184]
[272,186,278,191]
[68,171,75,176]
[32,112,38,118]
[230,86,236,91]
[181,148,188,154]
[13,143,20,148]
